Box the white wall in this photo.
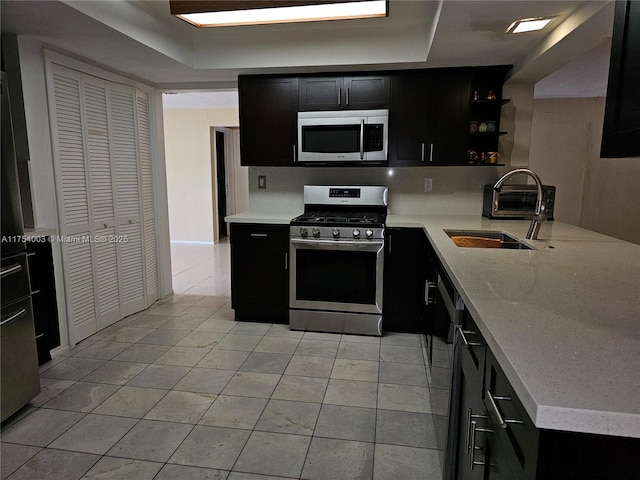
[529,97,640,244]
[163,107,239,243]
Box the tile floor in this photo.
[1,244,452,480]
[170,241,231,296]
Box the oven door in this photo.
[290,238,384,314]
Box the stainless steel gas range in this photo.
[289,185,388,336]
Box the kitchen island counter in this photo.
[387,214,640,439]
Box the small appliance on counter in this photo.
[483,183,555,220]
[289,185,388,336]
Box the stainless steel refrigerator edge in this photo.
[1,71,40,422]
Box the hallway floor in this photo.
[170,240,231,296]
[1,243,450,480]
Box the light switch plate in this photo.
[424,177,433,192]
[258,175,267,189]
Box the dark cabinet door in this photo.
[484,431,516,480]
[27,238,61,365]
[343,76,390,109]
[389,74,430,166]
[429,69,472,165]
[238,76,298,166]
[383,228,427,332]
[298,77,343,110]
[299,75,390,111]
[230,223,289,322]
[601,0,640,157]
[391,69,472,166]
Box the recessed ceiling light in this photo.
[506,17,555,34]
[172,0,388,28]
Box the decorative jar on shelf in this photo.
[469,121,479,133]
[478,122,488,133]
[486,121,496,132]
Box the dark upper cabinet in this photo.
[298,75,390,111]
[430,69,472,165]
[389,73,431,166]
[238,75,298,166]
[601,0,640,158]
[390,68,472,166]
[237,67,509,167]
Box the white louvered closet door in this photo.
[108,83,146,316]
[83,75,121,330]
[50,63,157,343]
[50,65,97,342]
[136,90,158,303]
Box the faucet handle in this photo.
[534,202,548,222]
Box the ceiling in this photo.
[1,0,615,96]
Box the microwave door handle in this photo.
[360,119,365,160]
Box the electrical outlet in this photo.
[424,177,433,193]
[258,175,267,189]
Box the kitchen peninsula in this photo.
[227,210,640,476]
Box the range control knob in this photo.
[365,229,374,238]
[352,228,361,238]
[312,228,321,238]
[332,228,340,238]
[300,227,308,236]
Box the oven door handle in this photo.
[290,238,383,251]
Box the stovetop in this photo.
[291,211,385,227]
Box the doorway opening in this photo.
[162,91,247,295]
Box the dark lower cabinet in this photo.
[445,309,640,480]
[230,223,289,323]
[446,312,488,480]
[26,237,60,365]
[484,350,640,480]
[382,228,428,333]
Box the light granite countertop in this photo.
[387,214,640,439]
[227,211,640,438]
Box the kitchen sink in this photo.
[444,230,533,250]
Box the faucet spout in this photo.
[493,168,547,240]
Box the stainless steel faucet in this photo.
[494,168,547,240]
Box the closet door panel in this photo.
[50,65,97,341]
[136,91,157,302]
[118,221,145,315]
[108,84,145,315]
[82,75,120,327]
[109,85,141,222]
[94,224,120,328]
[52,67,90,236]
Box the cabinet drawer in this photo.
[458,310,486,377]
[484,350,539,479]
[230,223,289,244]
[1,253,31,305]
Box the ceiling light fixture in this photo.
[506,17,555,34]
[170,0,388,28]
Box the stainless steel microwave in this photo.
[483,184,555,220]
[297,109,388,163]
